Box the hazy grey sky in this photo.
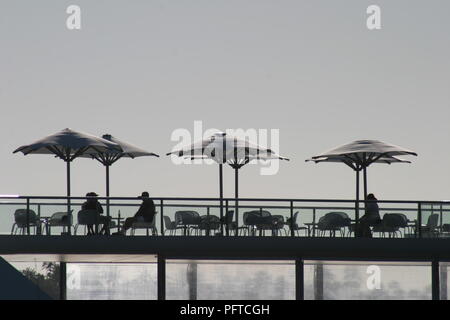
[1,0,449,201]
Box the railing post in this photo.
[258,207,263,236]
[206,206,211,236]
[290,201,294,237]
[37,204,41,235]
[224,200,229,236]
[418,202,422,238]
[160,200,164,236]
[26,197,30,235]
[312,208,316,237]
[117,210,121,233]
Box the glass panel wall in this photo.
[0,198,28,235]
[304,260,431,300]
[439,262,449,300]
[66,263,157,300]
[166,259,295,300]
[8,260,61,300]
[1,255,444,300]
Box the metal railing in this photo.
[2,195,450,239]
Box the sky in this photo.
[1,0,449,201]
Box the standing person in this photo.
[356,193,382,237]
[81,192,111,235]
[116,191,156,235]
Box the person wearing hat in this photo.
[81,192,111,235]
[356,193,382,238]
[117,191,156,235]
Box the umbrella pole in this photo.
[219,164,224,235]
[106,164,110,235]
[355,169,360,238]
[235,166,239,234]
[106,164,110,214]
[66,160,71,235]
[363,167,368,200]
[67,160,71,197]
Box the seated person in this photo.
[117,191,156,235]
[356,193,382,237]
[81,192,111,235]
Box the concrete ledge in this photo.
[1,235,450,262]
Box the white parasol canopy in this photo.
[167,132,289,232]
[307,139,417,222]
[81,134,159,222]
[14,128,121,196]
[14,128,121,234]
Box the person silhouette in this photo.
[356,193,382,237]
[116,191,156,235]
[81,192,111,235]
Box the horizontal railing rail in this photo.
[3,201,446,212]
[2,195,450,203]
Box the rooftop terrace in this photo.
[2,196,450,300]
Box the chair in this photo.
[348,212,383,237]
[397,213,414,236]
[441,224,450,237]
[45,210,73,235]
[175,211,201,235]
[393,213,409,237]
[286,211,308,236]
[246,210,282,236]
[237,211,259,236]
[317,212,351,237]
[196,215,221,235]
[11,209,40,235]
[163,216,184,235]
[241,210,270,236]
[74,209,101,235]
[418,214,439,237]
[130,213,158,236]
[372,213,406,238]
[75,209,117,235]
